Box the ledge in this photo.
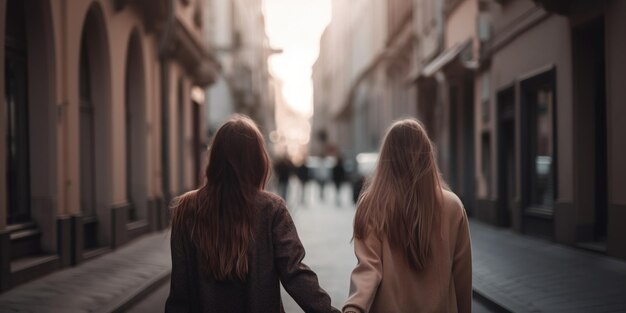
[162,19,221,87]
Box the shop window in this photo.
[521,69,556,216]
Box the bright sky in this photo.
[263,0,332,117]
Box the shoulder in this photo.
[178,189,198,201]
[171,190,198,211]
[170,190,199,221]
[441,189,467,222]
[256,191,288,215]
[257,191,286,208]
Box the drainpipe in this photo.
[158,0,175,220]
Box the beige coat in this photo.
[343,190,472,313]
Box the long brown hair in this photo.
[171,115,270,281]
[354,119,445,270]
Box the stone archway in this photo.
[124,29,147,223]
[3,0,57,250]
[78,3,112,251]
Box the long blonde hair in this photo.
[354,119,445,269]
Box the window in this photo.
[530,88,555,209]
[521,69,556,215]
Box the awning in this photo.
[408,39,475,83]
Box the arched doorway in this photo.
[4,0,57,260]
[4,0,30,226]
[124,30,147,223]
[79,4,111,251]
[177,78,186,194]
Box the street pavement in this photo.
[4,180,624,312]
[276,181,495,313]
[0,180,498,312]
[130,181,496,312]
[471,219,626,313]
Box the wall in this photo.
[0,0,217,291]
[606,0,626,259]
[445,0,478,50]
[489,15,573,205]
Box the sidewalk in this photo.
[471,220,626,313]
[2,209,625,313]
[0,231,171,313]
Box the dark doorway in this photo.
[520,69,557,239]
[448,77,476,213]
[4,0,30,225]
[79,29,98,250]
[125,30,147,223]
[177,79,186,195]
[497,87,515,228]
[192,101,202,188]
[448,84,459,191]
[78,4,112,251]
[573,16,608,246]
[461,76,476,213]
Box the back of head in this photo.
[206,115,270,191]
[354,119,444,269]
[172,114,270,281]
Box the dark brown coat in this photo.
[165,191,340,313]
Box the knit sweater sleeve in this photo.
[272,200,340,313]
[165,221,193,312]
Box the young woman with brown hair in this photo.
[343,119,472,313]
[165,115,339,313]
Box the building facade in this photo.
[313,0,626,261]
[313,0,410,158]
[312,0,353,158]
[204,0,275,138]
[0,0,219,291]
[473,0,626,260]
[413,0,483,213]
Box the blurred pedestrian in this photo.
[166,115,339,313]
[274,156,292,201]
[296,161,310,204]
[351,175,364,205]
[332,156,345,207]
[343,119,472,313]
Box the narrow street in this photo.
[130,181,496,312]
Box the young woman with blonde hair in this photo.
[343,119,472,313]
[166,115,339,313]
